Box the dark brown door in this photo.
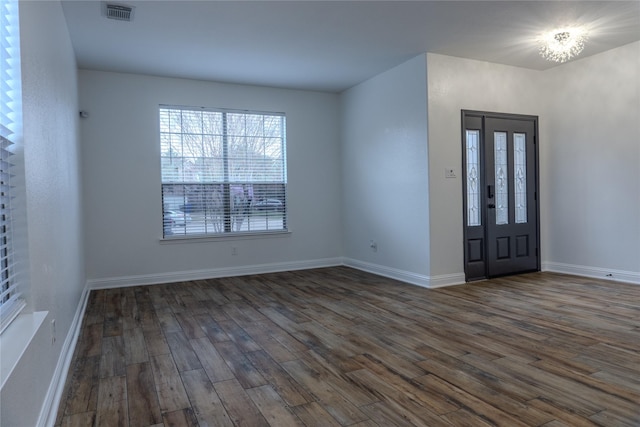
[462,111,540,281]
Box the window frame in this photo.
[159,105,288,239]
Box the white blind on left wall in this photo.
[0,0,24,333]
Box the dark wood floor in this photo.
[55,267,640,427]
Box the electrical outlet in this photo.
[232,247,238,256]
[369,240,378,252]
[445,168,456,178]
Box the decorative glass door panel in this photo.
[514,133,527,224]
[494,132,509,225]
[466,130,481,227]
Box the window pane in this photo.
[494,132,509,225]
[181,110,202,134]
[264,116,282,137]
[226,113,245,136]
[159,109,171,133]
[514,133,527,224]
[247,183,286,232]
[182,133,203,158]
[465,130,481,227]
[162,182,287,236]
[202,135,222,158]
[244,114,263,137]
[202,111,223,135]
[200,157,224,182]
[172,133,184,157]
[159,108,184,134]
[159,106,286,237]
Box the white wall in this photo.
[79,71,342,285]
[0,1,85,426]
[541,41,640,280]
[425,46,640,283]
[80,44,640,288]
[425,53,543,279]
[340,55,431,285]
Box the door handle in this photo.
[487,203,496,209]
[487,185,494,199]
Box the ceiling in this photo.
[60,1,640,93]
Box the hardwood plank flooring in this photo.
[55,268,640,426]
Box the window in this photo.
[160,106,287,238]
[0,0,24,332]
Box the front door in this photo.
[462,111,540,281]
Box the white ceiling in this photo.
[60,1,640,93]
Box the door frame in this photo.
[461,110,541,281]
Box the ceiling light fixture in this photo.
[538,27,588,63]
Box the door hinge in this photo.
[536,248,539,257]
[534,191,537,201]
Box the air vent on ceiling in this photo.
[103,3,135,22]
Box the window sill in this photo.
[159,230,292,244]
[0,310,48,390]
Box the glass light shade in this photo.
[539,28,588,63]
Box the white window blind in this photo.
[0,0,24,333]
[159,106,287,238]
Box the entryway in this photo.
[462,111,540,281]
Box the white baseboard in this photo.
[88,257,466,291]
[343,258,431,288]
[37,284,91,427]
[86,257,344,290]
[428,272,467,288]
[343,258,465,289]
[542,262,640,285]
